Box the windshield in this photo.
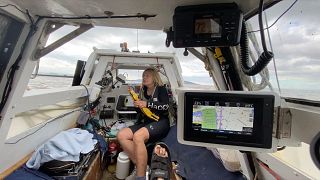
[27,25,215,91]
[27,1,319,102]
[247,0,320,101]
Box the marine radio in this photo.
[170,3,243,48]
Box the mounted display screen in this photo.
[184,92,274,148]
[173,3,243,47]
[192,102,254,135]
[194,18,221,36]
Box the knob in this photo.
[226,33,236,42]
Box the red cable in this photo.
[257,159,281,180]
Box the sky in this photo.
[38,0,320,90]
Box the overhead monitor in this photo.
[172,3,243,47]
[177,88,280,152]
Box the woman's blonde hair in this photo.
[143,67,164,86]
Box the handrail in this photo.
[283,97,320,107]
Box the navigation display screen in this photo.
[183,92,275,149]
[192,101,254,135]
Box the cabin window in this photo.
[118,67,169,86]
[246,1,320,102]
[26,26,217,91]
[26,25,80,90]
[0,13,24,83]
[178,49,216,89]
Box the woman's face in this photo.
[142,70,154,87]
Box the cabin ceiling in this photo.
[9,0,279,30]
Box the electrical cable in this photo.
[264,11,281,94]
[248,0,298,33]
[247,22,272,90]
[258,0,268,53]
[0,4,26,15]
[80,84,90,108]
[37,14,156,20]
[5,122,52,145]
[233,22,274,92]
[0,4,35,23]
[79,84,93,122]
[5,108,81,144]
[256,158,281,180]
[240,0,274,76]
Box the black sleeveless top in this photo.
[137,86,169,121]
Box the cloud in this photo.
[39,56,76,75]
[39,1,320,91]
[246,1,320,90]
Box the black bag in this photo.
[40,160,76,175]
[39,147,98,180]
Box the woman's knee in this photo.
[133,128,149,143]
[117,128,133,141]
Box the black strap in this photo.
[151,169,169,179]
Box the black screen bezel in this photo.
[184,92,274,148]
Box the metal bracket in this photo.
[34,23,93,59]
[187,48,206,62]
[273,107,292,139]
[187,48,228,90]
[45,22,65,34]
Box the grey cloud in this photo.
[265,0,320,25]
[42,1,319,89]
[42,52,86,63]
[246,1,320,89]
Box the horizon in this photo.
[37,1,320,91]
[32,74,320,92]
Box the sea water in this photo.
[27,76,320,102]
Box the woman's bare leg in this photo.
[117,128,136,163]
[133,127,150,177]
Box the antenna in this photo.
[136,29,139,52]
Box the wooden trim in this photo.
[83,151,102,180]
[0,152,33,179]
[0,125,80,179]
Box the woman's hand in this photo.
[134,100,147,108]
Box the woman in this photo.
[117,67,170,180]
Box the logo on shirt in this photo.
[147,102,169,110]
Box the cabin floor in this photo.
[101,164,182,180]
[102,170,118,180]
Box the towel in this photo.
[26,128,97,170]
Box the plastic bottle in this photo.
[116,151,130,179]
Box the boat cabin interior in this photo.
[0,0,320,179]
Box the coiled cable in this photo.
[240,0,274,76]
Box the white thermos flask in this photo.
[116,151,130,179]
